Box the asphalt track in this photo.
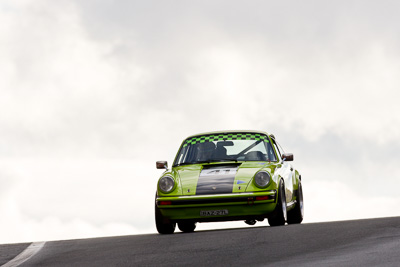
[1,216,400,266]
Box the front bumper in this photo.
[156,191,277,222]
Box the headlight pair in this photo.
[254,171,271,188]
[159,176,175,193]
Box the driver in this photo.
[196,142,216,161]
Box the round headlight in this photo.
[159,176,175,193]
[254,171,271,188]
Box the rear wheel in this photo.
[287,182,304,224]
[268,180,287,226]
[178,221,197,233]
[155,203,176,234]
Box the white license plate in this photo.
[200,209,229,216]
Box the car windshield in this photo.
[173,133,277,166]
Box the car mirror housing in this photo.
[156,161,168,169]
[282,153,293,161]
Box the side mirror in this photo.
[156,161,168,169]
[282,153,293,161]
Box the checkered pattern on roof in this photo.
[183,133,269,147]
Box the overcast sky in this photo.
[1,0,400,244]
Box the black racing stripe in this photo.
[196,165,239,195]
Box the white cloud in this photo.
[0,0,149,158]
[0,159,157,244]
[304,179,400,222]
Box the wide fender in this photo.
[293,170,301,190]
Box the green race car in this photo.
[155,130,303,234]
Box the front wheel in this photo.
[268,180,287,226]
[155,203,176,234]
[287,182,304,224]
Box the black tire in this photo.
[287,182,304,224]
[268,180,287,226]
[155,203,176,234]
[178,221,197,233]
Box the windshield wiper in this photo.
[213,158,238,162]
[174,162,194,167]
[191,160,211,164]
[176,159,238,166]
[175,160,211,166]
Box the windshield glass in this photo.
[173,133,277,166]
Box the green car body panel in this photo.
[155,130,303,232]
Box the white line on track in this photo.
[1,242,46,267]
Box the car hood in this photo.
[175,162,270,195]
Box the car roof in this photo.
[184,130,271,140]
